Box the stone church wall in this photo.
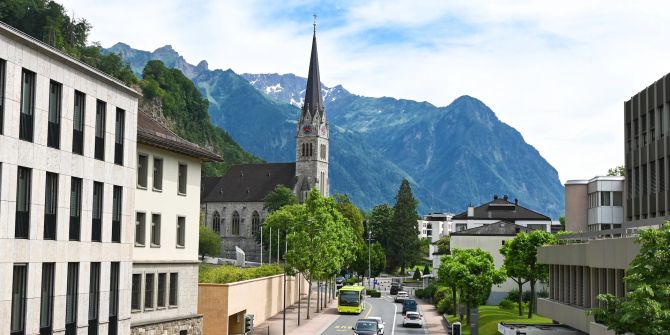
[201,201,267,261]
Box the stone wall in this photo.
[130,315,202,335]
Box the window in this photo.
[92,182,103,242]
[643,164,648,195]
[169,273,178,306]
[44,172,58,240]
[109,262,120,335]
[157,273,167,308]
[176,216,185,247]
[11,264,27,335]
[320,171,325,194]
[65,263,79,335]
[151,214,161,246]
[651,161,657,194]
[88,262,100,332]
[0,59,5,134]
[94,100,106,160]
[112,186,122,243]
[252,212,260,236]
[131,274,141,311]
[660,107,664,137]
[627,169,633,199]
[601,191,611,206]
[40,263,55,335]
[72,91,85,155]
[660,159,666,192]
[232,211,240,236]
[19,69,35,142]
[153,158,163,191]
[320,144,326,159]
[135,213,146,246]
[613,191,623,206]
[47,81,62,148]
[144,273,154,309]
[69,178,82,241]
[635,167,640,196]
[178,163,187,194]
[137,154,148,188]
[114,108,125,165]
[15,167,31,239]
[212,211,221,234]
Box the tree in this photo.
[263,185,298,212]
[390,179,421,274]
[199,224,221,258]
[413,266,422,280]
[419,237,431,258]
[423,264,431,277]
[607,166,625,176]
[351,241,387,279]
[559,215,565,231]
[368,204,394,270]
[435,236,451,255]
[438,254,467,318]
[592,223,670,335]
[264,189,355,319]
[500,236,530,316]
[334,193,365,242]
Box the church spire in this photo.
[303,15,324,118]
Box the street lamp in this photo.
[367,220,372,289]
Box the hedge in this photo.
[199,264,284,284]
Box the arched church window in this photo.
[212,211,221,234]
[309,143,313,156]
[252,211,260,236]
[232,211,240,235]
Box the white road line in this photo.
[392,302,398,335]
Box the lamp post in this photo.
[269,227,272,264]
[368,227,372,289]
[283,230,287,335]
[260,226,263,266]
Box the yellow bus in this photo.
[338,285,365,314]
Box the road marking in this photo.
[391,302,397,335]
[364,301,373,318]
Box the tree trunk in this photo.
[316,280,321,313]
[452,285,457,317]
[458,288,464,322]
[307,280,312,319]
[517,279,523,316]
[466,301,470,324]
[528,279,537,318]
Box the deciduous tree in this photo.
[199,224,221,258]
[500,237,530,316]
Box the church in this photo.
[200,28,330,261]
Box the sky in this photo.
[59,0,670,182]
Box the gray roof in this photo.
[451,221,536,236]
[302,32,324,118]
[201,163,297,203]
[452,196,550,221]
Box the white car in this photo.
[394,291,409,303]
[402,311,423,328]
[367,316,385,335]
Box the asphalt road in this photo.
[321,293,429,335]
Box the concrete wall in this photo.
[538,237,639,269]
[565,181,588,232]
[198,274,308,335]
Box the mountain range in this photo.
[108,43,564,218]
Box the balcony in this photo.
[44,213,56,240]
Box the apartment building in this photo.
[451,195,552,232]
[565,176,624,232]
[131,112,220,334]
[0,23,139,335]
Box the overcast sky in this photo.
[59,0,670,183]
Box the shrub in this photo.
[345,277,359,285]
[437,295,456,315]
[199,264,284,284]
[499,299,515,310]
[413,267,422,280]
[423,284,438,300]
[367,289,381,298]
[415,289,425,298]
[433,286,451,303]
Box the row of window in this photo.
[627,103,667,150]
[630,158,667,199]
[211,210,261,236]
[137,154,188,195]
[130,272,179,312]
[587,191,623,209]
[8,164,123,242]
[10,262,120,335]
[0,61,126,164]
[134,213,186,248]
[299,142,328,160]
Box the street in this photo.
[321,287,431,335]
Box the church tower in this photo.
[295,23,329,201]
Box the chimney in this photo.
[467,204,474,217]
[493,194,498,200]
[514,198,518,205]
[503,194,508,201]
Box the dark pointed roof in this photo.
[200,163,297,202]
[452,196,550,221]
[302,32,324,118]
[451,221,536,236]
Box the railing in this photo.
[94,136,104,160]
[47,122,60,149]
[557,222,664,243]
[114,143,123,165]
[91,218,101,242]
[69,216,80,241]
[112,220,121,243]
[19,113,33,141]
[44,213,57,240]
[15,210,30,238]
[72,129,83,155]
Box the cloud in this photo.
[58,0,670,183]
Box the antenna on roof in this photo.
[313,13,317,34]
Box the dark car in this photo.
[389,282,403,295]
[402,299,417,315]
[336,277,345,290]
[352,319,380,335]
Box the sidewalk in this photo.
[417,298,449,334]
[254,291,339,335]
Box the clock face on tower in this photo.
[319,124,327,136]
[303,125,312,134]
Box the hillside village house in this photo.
[0,23,139,335]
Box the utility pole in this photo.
[283,230,287,335]
[277,230,280,263]
[297,272,301,326]
[368,223,372,289]
[269,228,272,264]
[260,226,263,266]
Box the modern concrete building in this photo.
[564,177,624,233]
[131,112,220,334]
[0,22,140,335]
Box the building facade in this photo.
[451,195,553,232]
[200,30,329,261]
[564,177,624,233]
[130,112,220,334]
[0,23,140,335]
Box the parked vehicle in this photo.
[402,311,424,328]
[402,299,417,315]
[352,319,380,335]
[390,282,403,295]
[366,317,385,335]
[394,291,409,303]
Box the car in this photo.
[389,283,403,295]
[366,317,385,335]
[402,299,417,315]
[402,311,423,328]
[394,291,409,303]
[352,319,380,335]
[336,277,345,290]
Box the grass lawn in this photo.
[446,305,552,335]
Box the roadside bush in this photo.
[436,295,456,315]
[345,277,359,285]
[199,264,283,284]
[415,289,425,298]
[367,289,381,298]
[506,289,521,303]
[433,286,451,303]
[498,299,515,310]
[423,284,438,300]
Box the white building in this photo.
[418,212,452,239]
[131,112,220,334]
[0,23,140,335]
[451,195,552,232]
[565,176,624,233]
